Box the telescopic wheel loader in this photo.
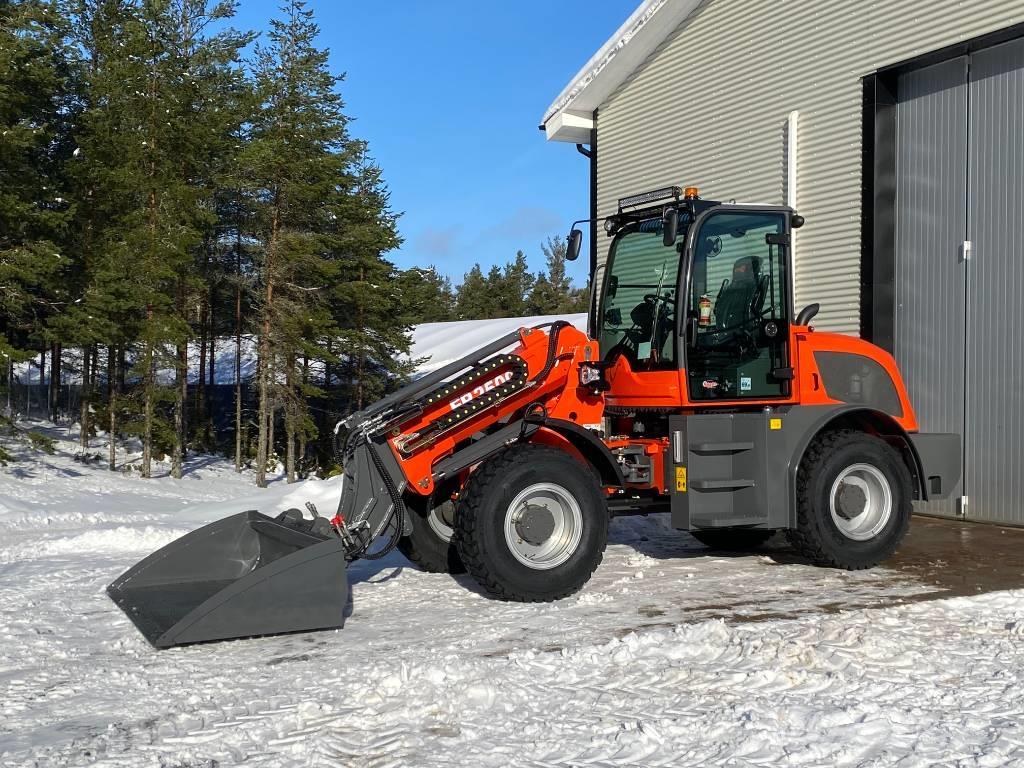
[109,186,961,648]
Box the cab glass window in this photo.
[598,221,683,370]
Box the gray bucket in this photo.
[107,510,349,648]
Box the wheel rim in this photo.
[829,463,893,541]
[427,501,455,543]
[503,482,583,570]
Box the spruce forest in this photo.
[0,0,588,482]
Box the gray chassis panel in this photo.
[668,404,954,531]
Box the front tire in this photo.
[454,443,608,601]
[787,430,911,569]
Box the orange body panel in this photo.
[386,321,918,501]
[602,326,918,431]
[388,325,604,495]
[791,328,919,432]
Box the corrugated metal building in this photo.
[541,0,1024,525]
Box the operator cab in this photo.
[593,186,801,405]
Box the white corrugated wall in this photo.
[595,0,1024,334]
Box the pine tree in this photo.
[527,235,588,314]
[454,264,490,320]
[0,0,74,374]
[243,0,402,486]
[396,266,455,324]
[65,0,250,476]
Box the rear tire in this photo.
[397,499,465,574]
[690,529,774,551]
[787,430,911,569]
[454,443,608,601]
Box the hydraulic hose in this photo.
[530,320,572,384]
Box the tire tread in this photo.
[454,444,606,602]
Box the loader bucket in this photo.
[107,510,349,648]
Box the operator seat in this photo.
[715,256,760,330]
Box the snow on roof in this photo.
[540,0,702,143]
[410,313,588,374]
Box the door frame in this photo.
[677,204,796,405]
[862,21,1024,349]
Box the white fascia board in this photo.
[541,0,702,143]
[544,110,595,143]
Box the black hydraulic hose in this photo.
[530,320,572,384]
[360,439,406,561]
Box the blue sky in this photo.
[229,0,638,288]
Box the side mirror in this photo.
[566,228,583,262]
[662,208,679,247]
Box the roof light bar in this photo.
[617,186,682,212]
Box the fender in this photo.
[780,405,943,512]
[531,418,626,488]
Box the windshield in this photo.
[598,218,687,369]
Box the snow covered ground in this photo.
[4,426,1024,766]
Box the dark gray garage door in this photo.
[894,38,1024,524]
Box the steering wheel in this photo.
[643,293,676,305]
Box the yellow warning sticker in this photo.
[770,418,783,431]
[675,466,687,492]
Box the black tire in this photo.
[787,429,912,569]
[690,529,774,551]
[453,443,608,602]
[397,499,466,574]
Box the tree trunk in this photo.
[298,354,308,478]
[285,353,296,484]
[234,287,243,473]
[79,345,92,451]
[172,340,187,479]
[208,283,216,387]
[197,299,207,424]
[255,208,279,488]
[234,219,244,473]
[38,349,45,416]
[49,342,61,421]
[108,345,118,471]
[142,308,154,479]
[267,403,276,477]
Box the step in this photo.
[690,441,754,455]
[690,479,756,492]
[691,516,769,528]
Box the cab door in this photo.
[682,208,794,404]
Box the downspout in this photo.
[576,118,598,337]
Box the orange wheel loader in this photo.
[108,186,960,647]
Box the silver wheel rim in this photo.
[503,482,583,570]
[427,502,455,543]
[829,463,893,541]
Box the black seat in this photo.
[715,256,760,330]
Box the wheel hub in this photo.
[503,482,584,570]
[835,482,868,520]
[515,504,556,545]
[829,463,893,541]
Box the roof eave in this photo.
[541,0,704,143]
